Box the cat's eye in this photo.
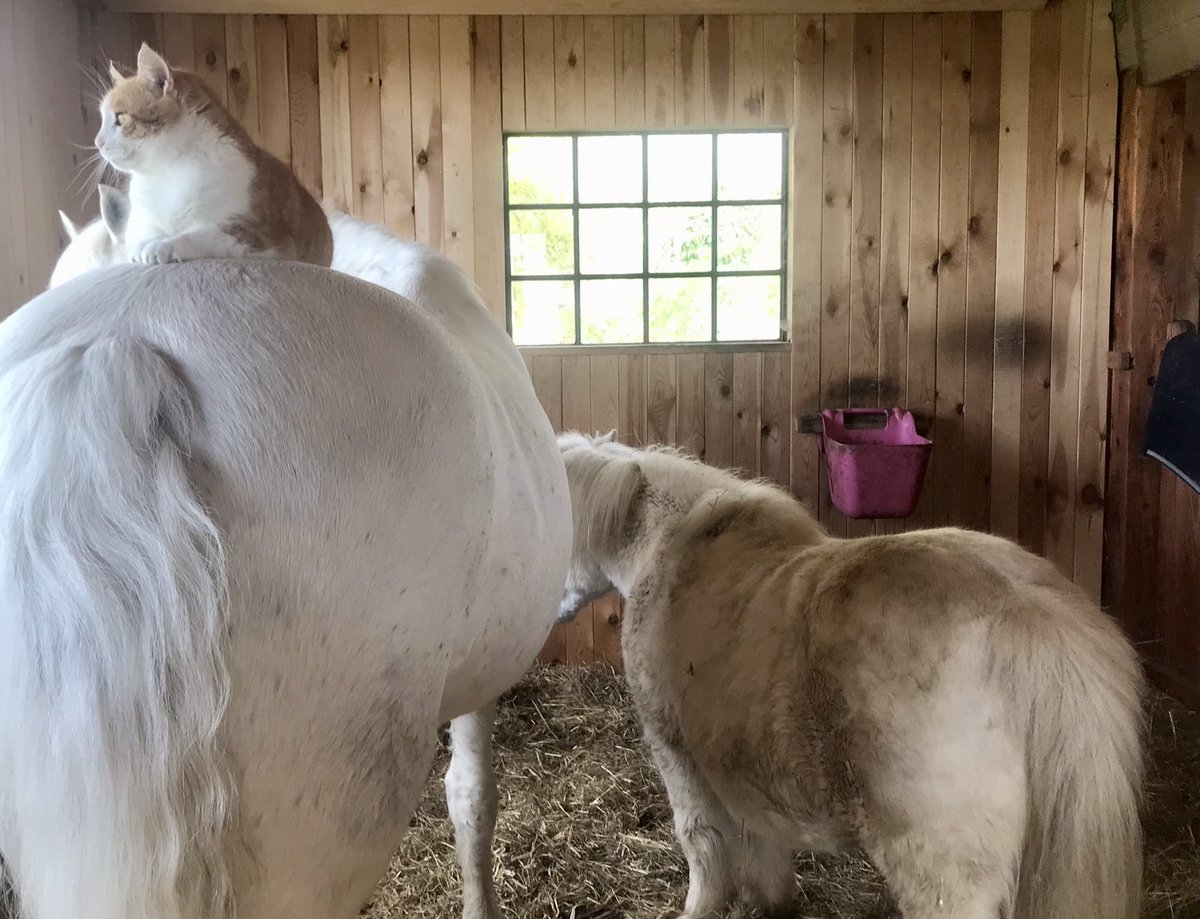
[114,112,128,127]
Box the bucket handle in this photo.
[826,407,897,431]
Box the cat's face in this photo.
[96,44,185,173]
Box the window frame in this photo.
[502,128,791,348]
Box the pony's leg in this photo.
[729,830,795,917]
[643,731,736,919]
[444,702,502,919]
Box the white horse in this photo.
[558,432,1145,919]
[0,215,570,919]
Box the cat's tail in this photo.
[0,336,233,919]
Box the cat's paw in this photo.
[133,238,179,265]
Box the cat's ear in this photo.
[98,184,131,242]
[136,43,173,95]
[59,211,80,241]
[595,430,618,445]
[108,60,134,84]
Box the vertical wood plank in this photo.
[820,14,854,534]
[592,355,621,439]
[647,353,678,445]
[732,351,762,475]
[619,353,647,447]
[763,15,793,126]
[379,16,415,237]
[849,14,883,411]
[317,15,352,211]
[193,14,227,105]
[409,15,445,250]
[0,0,28,312]
[8,0,48,301]
[848,14,883,537]
[1106,73,1180,644]
[644,15,675,127]
[472,15,506,320]
[130,13,163,56]
[500,16,526,130]
[255,15,291,165]
[441,16,474,271]
[931,12,971,529]
[877,13,913,534]
[705,14,734,126]
[614,17,646,128]
[963,12,1002,534]
[348,15,383,223]
[704,352,734,469]
[584,16,616,128]
[161,13,196,71]
[1073,0,1118,599]
[733,14,765,126]
[285,16,322,198]
[677,352,706,459]
[990,11,1031,539]
[1045,0,1090,573]
[905,13,942,530]
[761,351,791,487]
[225,15,261,143]
[523,17,555,130]
[1016,4,1061,553]
[97,12,135,71]
[675,14,705,126]
[554,15,585,128]
[791,14,825,513]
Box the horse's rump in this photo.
[0,334,231,919]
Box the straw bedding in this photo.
[364,664,1200,919]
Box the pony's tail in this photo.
[0,336,233,919]
[998,595,1145,919]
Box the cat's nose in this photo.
[94,134,105,150]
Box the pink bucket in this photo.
[819,408,932,519]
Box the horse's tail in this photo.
[0,336,233,919]
[998,592,1144,919]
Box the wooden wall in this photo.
[1107,70,1200,710]
[66,2,1119,666]
[0,0,93,315]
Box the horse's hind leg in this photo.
[445,702,502,919]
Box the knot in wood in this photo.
[416,149,429,167]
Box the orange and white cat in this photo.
[96,43,331,267]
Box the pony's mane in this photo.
[564,435,825,549]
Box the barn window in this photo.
[504,130,789,346]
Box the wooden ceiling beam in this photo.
[91,0,1046,15]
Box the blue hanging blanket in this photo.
[1143,328,1200,495]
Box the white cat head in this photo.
[49,184,131,289]
[95,44,199,173]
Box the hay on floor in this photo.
[364,665,1200,919]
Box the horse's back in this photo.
[0,261,562,917]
